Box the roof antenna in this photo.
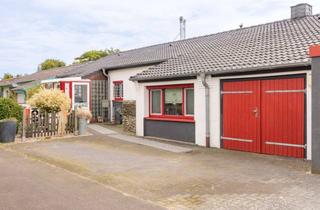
[179,16,186,40]
[37,64,42,72]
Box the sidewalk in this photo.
[88,124,193,153]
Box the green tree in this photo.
[2,73,14,80]
[74,48,120,63]
[40,59,66,71]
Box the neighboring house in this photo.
[41,77,92,111]
[54,65,110,122]
[0,62,109,122]
[0,80,13,98]
[0,63,88,105]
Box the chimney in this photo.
[37,64,42,72]
[179,16,186,40]
[291,3,312,19]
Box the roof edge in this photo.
[131,61,311,82]
[209,61,311,76]
[104,59,168,71]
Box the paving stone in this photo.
[88,124,192,153]
[88,124,117,135]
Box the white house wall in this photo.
[108,66,152,121]
[135,79,197,137]
[2,87,10,98]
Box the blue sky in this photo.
[0,0,319,77]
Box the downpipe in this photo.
[102,68,111,122]
[200,73,210,147]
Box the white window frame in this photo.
[150,89,162,115]
[72,82,90,110]
[64,82,70,98]
[184,88,194,116]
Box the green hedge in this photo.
[0,98,23,122]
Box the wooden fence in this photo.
[25,109,76,138]
[65,111,76,134]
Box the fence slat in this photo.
[24,109,76,138]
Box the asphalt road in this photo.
[0,149,164,210]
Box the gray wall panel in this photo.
[312,57,320,173]
[144,119,195,143]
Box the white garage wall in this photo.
[194,76,206,146]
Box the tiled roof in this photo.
[0,79,13,86]
[130,14,320,81]
[60,15,320,80]
[0,63,89,87]
[2,14,320,84]
[11,81,40,91]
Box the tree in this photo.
[40,59,66,71]
[74,48,120,63]
[2,73,13,80]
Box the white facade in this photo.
[135,79,197,137]
[108,66,151,120]
[2,87,10,98]
[135,70,312,160]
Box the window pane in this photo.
[114,83,123,98]
[120,83,123,97]
[164,88,182,115]
[114,84,119,98]
[151,90,161,114]
[186,89,194,115]
[74,85,88,107]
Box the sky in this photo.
[0,0,319,77]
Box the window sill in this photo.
[113,98,123,102]
[145,116,195,123]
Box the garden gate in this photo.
[24,109,77,138]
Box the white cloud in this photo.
[0,0,319,76]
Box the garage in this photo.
[221,76,305,158]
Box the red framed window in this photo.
[147,84,194,122]
[113,80,123,101]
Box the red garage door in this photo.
[222,77,305,158]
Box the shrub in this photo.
[0,98,23,121]
[28,89,71,136]
[27,85,42,100]
[28,89,71,113]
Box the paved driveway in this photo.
[0,149,163,210]
[4,135,320,209]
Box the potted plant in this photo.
[0,98,22,143]
[76,106,92,135]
